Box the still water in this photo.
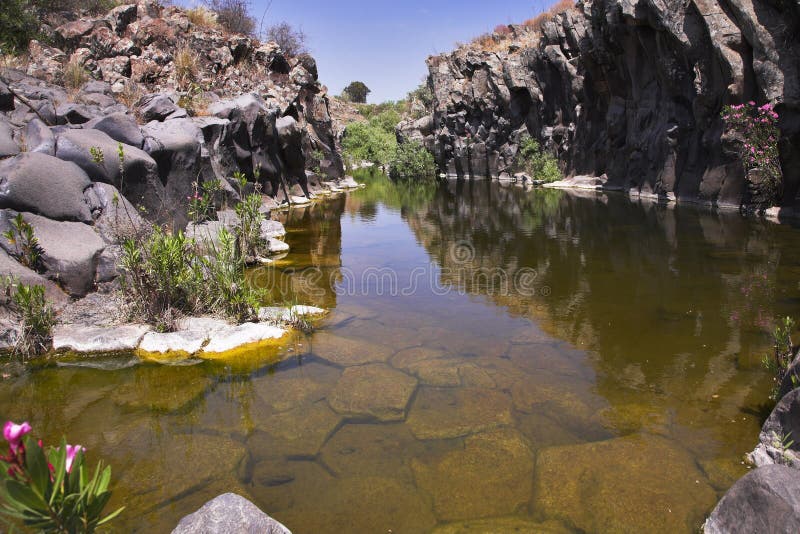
[3,169,799,532]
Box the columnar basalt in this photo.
[418,0,799,208]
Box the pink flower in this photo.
[771,112,779,119]
[3,421,31,453]
[64,444,84,473]
[748,101,756,106]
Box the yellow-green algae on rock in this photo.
[532,433,718,533]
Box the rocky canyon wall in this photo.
[417,0,800,208]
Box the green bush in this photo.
[389,141,436,181]
[342,120,397,167]
[516,137,561,183]
[0,277,54,357]
[763,316,796,401]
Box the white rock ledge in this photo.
[202,323,287,355]
[53,324,152,353]
[139,331,208,355]
[257,305,327,323]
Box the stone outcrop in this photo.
[172,493,291,534]
[0,0,356,307]
[420,0,800,209]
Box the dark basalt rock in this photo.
[0,153,93,222]
[85,113,144,148]
[423,0,800,209]
[703,464,800,533]
[749,387,800,469]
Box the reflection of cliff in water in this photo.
[265,195,347,309]
[404,180,800,453]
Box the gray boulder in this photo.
[85,113,144,148]
[703,465,800,533]
[55,103,98,125]
[84,182,146,243]
[0,248,68,308]
[0,119,19,158]
[172,493,291,534]
[749,388,800,469]
[138,93,179,122]
[54,128,165,221]
[24,119,55,155]
[0,153,93,222]
[0,212,104,297]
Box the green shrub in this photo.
[1,277,54,357]
[2,214,43,272]
[516,137,561,183]
[342,121,397,167]
[763,316,796,401]
[0,0,40,55]
[389,141,436,181]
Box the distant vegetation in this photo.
[461,0,575,52]
[341,81,371,103]
[342,109,398,167]
[515,136,561,183]
[265,21,308,57]
[389,141,436,181]
[205,0,256,36]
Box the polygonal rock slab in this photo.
[311,332,394,366]
[412,429,535,522]
[201,323,287,355]
[406,388,513,440]
[248,402,342,459]
[319,422,422,482]
[328,364,418,422]
[432,517,571,534]
[254,362,340,413]
[391,346,449,370]
[52,324,151,353]
[111,364,212,412]
[275,476,436,534]
[533,434,718,533]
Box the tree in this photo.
[265,22,308,57]
[342,81,371,104]
[205,0,256,36]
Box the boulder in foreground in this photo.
[172,493,291,534]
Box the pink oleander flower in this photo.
[771,112,779,119]
[3,421,31,453]
[748,100,756,106]
[64,444,84,473]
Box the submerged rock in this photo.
[254,362,340,413]
[274,476,436,534]
[52,324,151,353]
[533,434,717,533]
[311,332,394,366]
[412,429,535,521]
[248,402,342,459]
[703,464,800,534]
[328,364,418,422]
[172,493,291,534]
[406,387,513,440]
[432,517,570,534]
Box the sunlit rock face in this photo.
[421,0,800,208]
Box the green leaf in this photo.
[4,480,46,514]
[48,439,67,507]
[97,506,124,526]
[23,437,49,499]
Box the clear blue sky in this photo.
[241,0,558,103]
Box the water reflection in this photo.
[1,171,797,532]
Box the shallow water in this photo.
[2,170,799,532]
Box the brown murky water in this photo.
[2,169,798,532]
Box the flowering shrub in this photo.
[187,179,222,225]
[0,421,123,532]
[722,102,782,203]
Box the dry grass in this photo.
[174,46,199,90]
[116,80,144,110]
[62,59,88,92]
[466,0,576,53]
[523,0,576,30]
[186,7,219,29]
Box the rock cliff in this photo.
[0,0,349,304]
[418,0,799,208]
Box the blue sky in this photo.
[241,0,557,102]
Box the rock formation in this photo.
[414,0,799,209]
[0,0,352,307]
